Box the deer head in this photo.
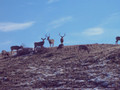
[41,38,46,41]
[59,33,66,38]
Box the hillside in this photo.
[0,44,120,89]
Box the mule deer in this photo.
[79,45,89,53]
[46,34,54,47]
[116,36,120,44]
[59,33,65,44]
[11,45,23,54]
[34,38,46,51]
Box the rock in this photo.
[57,44,64,49]
[3,77,9,81]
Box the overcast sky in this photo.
[0,0,120,51]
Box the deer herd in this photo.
[1,33,66,58]
[1,35,120,58]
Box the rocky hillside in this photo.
[0,44,120,89]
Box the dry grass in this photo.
[0,44,120,89]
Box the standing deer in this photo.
[116,36,120,44]
[11,45,23,54]
[34,38,46,51]
[59,33,65,44]
[46,34,54,47]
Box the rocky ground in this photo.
[0,44,120,90]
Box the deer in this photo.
[59,33,66,44]
[17,47,34,56]
[1,50,9,58]
[11,45,23,54]
[57,44,64,50]
[34,38,46,51]
[46,34,54,47]
[115,36,120,44]
[79,45,89,53]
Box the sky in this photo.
[0,0,120,51]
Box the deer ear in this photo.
[41,38,43,40]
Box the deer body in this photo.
[34,38,46,51]
[11,46,23,54]
[60,37,64,44]
[116,36,120,44]
[46,34,54,47]
[47,38,54,47]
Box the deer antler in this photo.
[41,38,46,40]
[63,33,66,37]
[59,33,66,37]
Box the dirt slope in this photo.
[0,44,120,89]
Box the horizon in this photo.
[0,0,120,51]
